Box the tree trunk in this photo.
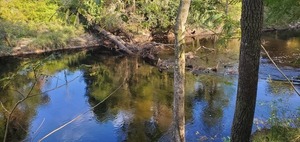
[231,0,263,142]
[173,0,191,142]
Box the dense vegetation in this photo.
[0,0,240,55]
[1,0,299,56]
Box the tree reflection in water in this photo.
[0,41,298,141]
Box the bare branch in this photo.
[0,101,10,114]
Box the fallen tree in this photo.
[92,25,221,75]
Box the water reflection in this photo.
[0,57,45,141]
[185,75,236,142]
[262,36,300,67]
[0,33,299,141]
[76,54,174,141]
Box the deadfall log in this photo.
[94,26,134,55]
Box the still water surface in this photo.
[0,34,299,142]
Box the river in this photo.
[0,32,299,142]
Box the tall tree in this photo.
[173,0,191,142]
[231,0,263,141]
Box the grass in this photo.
[0,0,84,55]
[0,20,84,54]
[28,24,83,50]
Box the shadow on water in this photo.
[0,32,299,141]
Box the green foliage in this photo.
[189,0,224,30]
[136,0,179,30]
[99,12,124,31]
[264,0,300,27]
[188,0,241,44]
[56,0,102,25]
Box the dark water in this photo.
[0,35,299,142]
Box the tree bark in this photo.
[173,0,191,142]
[231,0,263,142]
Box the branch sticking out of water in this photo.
[261,44,300,96]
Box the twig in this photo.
[0,101,10,113]
[261,45,300,96]
[16,122,28,133]
[3,70,37,142]
[38,79,127,142]
[199,46,215,51]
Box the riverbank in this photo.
[0,26,217,58]
[2,25,300,58]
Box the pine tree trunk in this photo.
[231,0,263,142]
[173,0,191,142]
